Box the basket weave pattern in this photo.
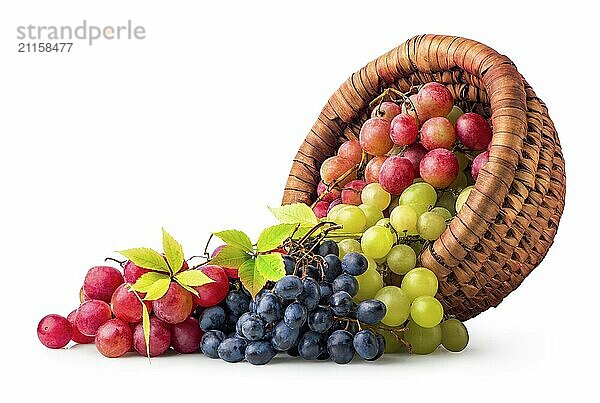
[282,35,566,320]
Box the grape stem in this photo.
[104,257,126,267]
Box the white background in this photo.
[0,1,597,401]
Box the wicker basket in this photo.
[282,34,566,321]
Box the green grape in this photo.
[454,151,470,171]
[386,244,416,275]
[448,171,467,192]
[354,268,384,302]
[410,296,444,328]
[388,196,400,211]
[401,267,438,301]
[327,203,347,222]
[417,211,446,241]
[375,328,406,353]
[430,207,452,221]
[361,183,391,211]
[366,256,377,271]
[376,218,390,227]
[436,191,457,215]
[358,204,384,228]
[374,286,411,327]
[390,205,418,235]
[404,320,442,355]
[361,226,394,259]
[456,186,474,213]
[447,105,464,125]
[399,182,437,216]
[335,205,367,233]
[440,318,469,352]
[338,238,362,258]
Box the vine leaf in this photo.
[130,272,170,293]
[175,270,214,287]
[210,245,252,269]
[141,303,151,360]
[238,259,266,298]
[255,253,286,282]
[256,223,296,252]
[162,228,185,274]
[212,230,253,253]
[268,203,319,226]
[143,277,171,301]
[117,247,170,273]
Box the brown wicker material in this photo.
[282,34,566,321]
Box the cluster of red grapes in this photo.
[313,82,492,219]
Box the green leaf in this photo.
[130,272,170,292]
[143,278,171,301]
[268,203,318,226]
[255,253,286,282]
[173,278,199,297]
[162,228,185,274]
[210,245,252,269]
[141,303,151,360]
[238,258,266,298]
[256,223,296,252]
[117,247,170,273]
[174,269,214,287]
[212,230,253,253]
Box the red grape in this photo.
[327,198,342,213]
[341,180,366,206]
[133,317,171,357]
[317,180,341,203]
[416,82,454,120]
[67,309,94,344]
[390,113,418,146]
[37,314,72,349]
[471,151,490,181]
[192,265,229,307]
[83,266,124,303]
[420,117,456,150]
[320,156,357,186]
[371,101,402,121]
[75,300,112,337]
[455,112,492,151]
[364,156,387,183]
[312,200,329,219]
[170,317,203,354]
[359,118,393,156]
[124,261,151,284]
[153,282,193,325]
[420,149,459,189]
[402,143,428,177]
[402,94,426,126]
[379,156,415,195]
[111,284,152,323]
[337,140,363,165]
[95,318,133,358]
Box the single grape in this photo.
[401,267,439,301]
[95,318,133,358]
[390,205,418,235]
[256,292,284,323]
[417,211,446,241]
[341,252,369,276]
[37,314,72,349]
[361,182,391,211]
[199,306,226,332]
[430,206,452,221]
[297,278,321,311]
[327,330,355,364]
[318,240,339,257]
[192,265,229,307]
[440,318,469,352]
[402,143,428,177]
[410,295,444,328]
[371,101,402,121]
[319,282,333,304]
[374,286,411,327]
[170,317,203,354]
[327,202,347,222]
[338,239,362,258]
[225,290,251,316]
[420,148,459,189]
[329,291,353,316]
[283,302,307,330]
[335,205,367,233]
[420,117,456,150]
[361,226,394,259]
[133,317,171,357]
[245,341,277,365]
[356,299,386,324]
[399,182,437,216]
[455,112,492,151]
[317,180,341,204]
[472,150,490,180]
[358,204,384,228]
[353,268,384,302]
[320,156,357,186]
[273,275,303,300]
[379,156,415,195]
[323,254,342,282]
[359,117,393,156]
[111,284,151,323]
[236,312,252,334]
[75,300,112,337]
[375,328,405,353]
[376,218,390,227]
[152,282,193,325]
[386,244,416,275]
[271,320,301,351]
[218,337,248,363]
[241,315,266,341]
[341,180,367,206]
[366,333,386,361]
[308,306,334,334]
[353,329,379,360]
[313,200,329,219]
[123,260,150,284]
[283,255,297,276]
[337,139,363,165]
[67,310,94,344]
[446,105,463,125]
[332,273,359,297]
[200,330,226,358]
[456,186,474,213]
[416,82,454,120]
[83,266,124,303]
[404,320,442,355]
[298,331,325,360]
[364,156,387,183]
[390,113,418,146]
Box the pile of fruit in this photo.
[37,81,484,364]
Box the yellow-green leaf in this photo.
[268,203,318,226]
[238,258,266,298]
[130,272,170,293]
[212,230,253,253]
[255,253,286,282]
[162,228,185,274]
[117,247,170,273]
[210,245,252,269]
[143,278,171,301]
[142,303,151,360]
[173,279,199,296]
[174,269,214,287]
[256,223,296,252]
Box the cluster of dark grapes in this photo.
[200,240,387,365]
